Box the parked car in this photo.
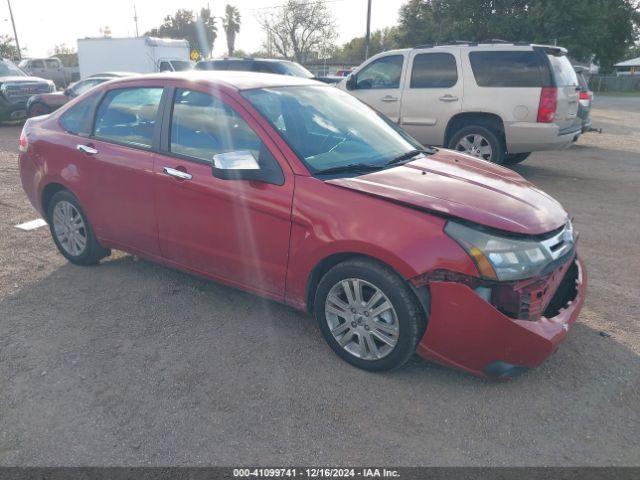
[195,57,314,78]
[0,59,55,122]
[27,76,115,117]
[18,57,79,87]
[574,66,593,133]
[335,68,355,77]
[18,72,586,378]
[338,42,583,165]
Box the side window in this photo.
[410,53,458,88]
[31,60,44,69]
[59,94,101,135]
[159,61,172,72]
[170,88,279,172]
[469,51,548,87]
[356,55,404,90]
[93,87,163,148]
[45,59,61,69]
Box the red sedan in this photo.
[18,72,586,378]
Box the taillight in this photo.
[579,91,590,101]
[537,87,557,123]
[18,127,28,153]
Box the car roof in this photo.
[110,70,322,91]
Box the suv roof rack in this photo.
[415,40,532,49]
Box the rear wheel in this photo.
[503,152,532,165]
[47,190,110,265]
[28,102,51,118]
[314,258,426,371]
[448,125,505,165]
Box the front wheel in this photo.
[448,125,505,164]
[314,258,426,371]
[47,190,110,265]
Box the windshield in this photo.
[547,54,578,87]
[0,59,26,77]
[275,62,314,79]
[170,60,193,72]
[242,86,422,175]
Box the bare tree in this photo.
[258,0,337,63]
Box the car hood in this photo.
[30,91,67,105]
[325,150,568,235]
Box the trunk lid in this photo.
[546,53,580,131]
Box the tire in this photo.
[503,152,532,165]
[28,102,51,118]
[314,257,426,372]
[47,190,110,265]
[448,125,505,165]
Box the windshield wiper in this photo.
[385,148,436,167]
[315,163,384,176]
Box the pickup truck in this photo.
[0,59,55,121]
[18,57,79,87]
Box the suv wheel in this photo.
[47,190,110,265]
[503,152,531,165]
[448,126,505,164]
[314,258,426,371]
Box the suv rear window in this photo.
[410,53,458,88]
[547,54,578,86]
[469,51,549,87]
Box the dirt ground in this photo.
[0,96,638,466]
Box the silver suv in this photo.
[337,42,582,165]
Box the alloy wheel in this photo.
[52,200,87,256]
[454,133,493,162]
[324,278,399,360]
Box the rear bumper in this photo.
[505,122,581,154]
[416,257,587,379]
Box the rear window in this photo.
[547,54,578,87]
[410,53,458,88]
[93,87,163,148]
[469,51,549,87]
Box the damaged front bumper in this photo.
[414,256,587,379]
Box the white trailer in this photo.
[77,36,192,78]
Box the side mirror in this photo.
[346,74,357,90]
[212,150,284,185]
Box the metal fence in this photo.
[588,74,640,92]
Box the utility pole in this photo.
[133,4,140,38]
[6,0,21,60]
[364,0,372,60]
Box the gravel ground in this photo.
[0,96,638,466]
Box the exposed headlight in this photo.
[444,220,572,281]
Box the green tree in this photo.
[336,27,400,63]
[146,7,217,58]
[395,0,640,72]
[0,35,20,60]
[223,5,241,56]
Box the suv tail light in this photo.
[18,126,28,153]
[579,91,590,101]
[537,87,557,123]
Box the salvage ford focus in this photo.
[18,72,586,378]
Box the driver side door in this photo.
[153,87,295,300]
[345,53,407,122]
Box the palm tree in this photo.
[223,5,241,56]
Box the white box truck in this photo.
[77,36,192,78]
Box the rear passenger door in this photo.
[82,86,165,257]
[399,50,462,147]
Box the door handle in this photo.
[438,95,459,102]
[76,144,98,155]
[163,166,192,180]
[381,95,398,103]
